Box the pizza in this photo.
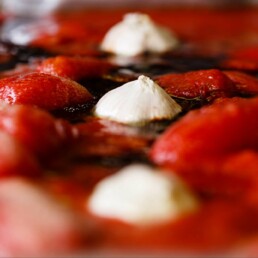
[0,5,257,257]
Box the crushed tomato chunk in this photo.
[37,56,115,81]
[156,69,258,101]
[150,97,258,200]
[0,103,76,161]
[0,72,92,110]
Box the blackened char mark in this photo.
[0,42,52,71]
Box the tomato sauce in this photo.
[0,5,258,256]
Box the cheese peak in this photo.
[88,164,198,225]
[101,13,179,56]
[94,75,182,125]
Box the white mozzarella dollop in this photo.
[94,75,182,125]
[88,164,198,225]
[101,13,179,56]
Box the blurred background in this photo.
[1,0,258,17]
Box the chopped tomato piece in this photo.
[223,71,258,96]
[156,69,258,101]
[74,118,151,158]
[220,47,258,72]
[155,69,236,101]
[0,178,84,256]
[0,104,76,160]
[150,97,258,198]
[0,72,92,110]
[29,19,102,56]
[0,131,40,177]
[220,58,258,72]
[30,20,92,46]
[37,56,114,81]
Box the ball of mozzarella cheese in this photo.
[88,164,199,225]
[94,75,182,125]
[101,13,179,56]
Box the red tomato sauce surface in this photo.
[0,5,258,257]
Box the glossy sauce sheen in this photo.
[0,6,257,257]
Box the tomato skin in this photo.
[37,56,114,81]
[0,104,76,161]
[0,72,92,110]
[223,71,258,96]
[74,118,151,158]
[150,97,258,198]
[0,178,85,256]
[156,69,258,102]
[221,47,258,72]
[155,69,236,101]
[30,20,96,46]
[0,131,40,177]
[28,18,102,56]
[221,58,258,72]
